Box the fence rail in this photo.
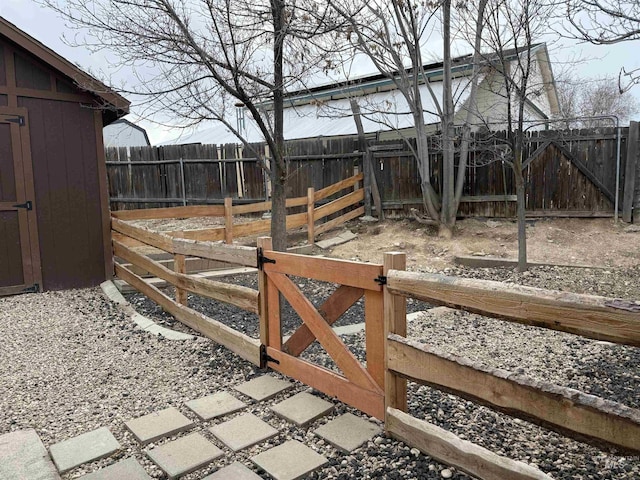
[383,256,640,476]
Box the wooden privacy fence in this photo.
[107,125,640,219]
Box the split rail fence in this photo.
[110,190,640,480]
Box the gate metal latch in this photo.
[260,344,280,369]
[374,275,387,286]
[257,248,276,270]
[13,201,32,211]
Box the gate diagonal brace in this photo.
[260,344,280,369]
[257,248,276,270]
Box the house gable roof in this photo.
[0,16,129,121]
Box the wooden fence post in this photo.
[174,253,187,306]
[623,121,638,223]
[307,187,315,245]
[224,197,233,244]
[384,252,407,428]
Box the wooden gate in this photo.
[257,238,385,419]
[0,107,41,295]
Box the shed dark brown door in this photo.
[0,107,40,295]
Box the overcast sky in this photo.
[1,0,638,144]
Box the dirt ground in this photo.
[321,217,640,270]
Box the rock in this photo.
[360,216,378,223]
[623,224,640,233]
[410,448,420,457]
[441,468,453,478]
[486,220,501,228]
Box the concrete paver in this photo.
[202,462,262,480]
[49,427,121,474]
[234,375,292,401]
[145,433,222,479]
[78,458,151,480]
[209,413,278,452]
[0,429,60,480]
[271,392,334,427]
[251,440,327,480]
[314,413,381,453]
[125,407,194,445]
[185,392,246,421]
[316,231,357,250]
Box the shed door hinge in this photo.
[22,283,39,293]
[260,344,280,369]
[257,247,276,270]
[13,201,32,211]
[3,116,25,126]
[374,275,387,286]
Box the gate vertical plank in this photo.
[384,252,407,421]
[268,275,282,350]
[365,289,385,388]
[257,237,272,348]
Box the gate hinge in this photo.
[257,247,276,270]
[4,116,25,126]
[374,275,387,286]
[260,344,280,369]
[22,283,39,294]
[13,201,32,211]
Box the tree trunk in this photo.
[515,170,527,272]
[415,122,440,221]
[270,0,287,251]
[454,0,487,211]
[440,0,455,238]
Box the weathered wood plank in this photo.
[315,206,365,235]
[112,205,225,220]
[314,173,364,201]
[386,270,640,346]
[266,347,384,419]
[115,263,260,365]
[172,237,257,267]
[231,196,308,215]
[387,335,640,453]
[314,189,365,221]
[174,253,187,305]
[267,271,382,393]
[114,240,259,313]
[387,408,553,480]
[365,290,385,389]
[166,226,226,242]
[264,251,382,291]
[283,285,364,357]
[111,218,174,252]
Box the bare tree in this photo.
[325,0,487,237]
[480,0,555,271]
[555,72,640,127]
[564,0,640,91]
[43,0,338,251]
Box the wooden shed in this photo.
[0,17,129,294]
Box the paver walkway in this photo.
[7,375,382,479]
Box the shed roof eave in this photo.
[0,16,130,118]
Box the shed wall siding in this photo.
[19,96,105,290]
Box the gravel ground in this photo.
[1,262,639,479]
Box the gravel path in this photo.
[1,262,638,479]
